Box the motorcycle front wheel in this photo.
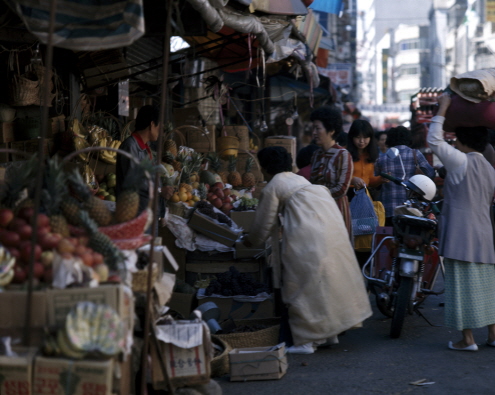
[390,277,413,338]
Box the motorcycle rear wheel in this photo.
[390,277,413,338]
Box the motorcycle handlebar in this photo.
[380,172,406,186]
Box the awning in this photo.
[309,0,343,15]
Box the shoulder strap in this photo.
[413,149,418,165]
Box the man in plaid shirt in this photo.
[375,126,435,222]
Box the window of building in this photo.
[399,39,420,51]
[400,65,419,76]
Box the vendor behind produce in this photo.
[243,146,372,354]
[116,105,173,214]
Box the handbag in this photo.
[413,150,425,175]
[354,189,385,251]
[350,188,378,236]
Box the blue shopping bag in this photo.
[350,188,378,236]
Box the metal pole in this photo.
[140,0,173,393]
[23,0,57,346]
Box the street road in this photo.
[215,281,495,395]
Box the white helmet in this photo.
[404,174,436,201]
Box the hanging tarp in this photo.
[11,0,145,51]
[309,0,342,15]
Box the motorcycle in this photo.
[362,172,444,338]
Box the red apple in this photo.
[0,208,14,228]
[36,214,50,228]
[12,265,27,284]
[18,224,33,240]
[213,188,224,199]
[37,226,50,238]
[57,238,75,254]
[107,275,121,283]
[223,188,231,196]
[39,233,62,250]
[221,203,233,214]
[0,230,20,247]
[8,218,27,231]
[33,262,44,279]
[207,194,218,203]
[212,182,224,190]
[17,207,35,222]
[223,196,232,204]
[212,198,223,209]
[19,241,42,262]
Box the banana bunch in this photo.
[0,247,15,287]
[249,138,259,153]
[98,137,121,165]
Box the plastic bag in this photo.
[355,191,385,251]
[350,188,378,236]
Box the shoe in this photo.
[286,343,315,354]
[448,341,478,351]
[315,336,339,348]
[486,340,495,347]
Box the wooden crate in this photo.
[185,260,262,286]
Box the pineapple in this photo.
[69,170,112,226]
[227,155,242,187]
[0,155,37,210]
[242,156,256,188]
[164,139,178,157]
[179,165,193,193]
[60,196,82,226]
[198,183,208,200]
[78,210,124,271]
[163,151,182,172]
[114,160,149,223]
[189,152,203,183]
[42,157,70,237]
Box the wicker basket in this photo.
[9,73,40,107]
[215,318,280,350]
[132,262,159,293]
[211,335,231,377]
[167,202,190,218]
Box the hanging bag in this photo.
[354,189,385,251]
[350,187,378,236]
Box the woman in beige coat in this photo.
[244,147,372,354]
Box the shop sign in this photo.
[317,63,353,88]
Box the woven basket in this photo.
[9,73,40,107]
[167,202,190,218]
[99,208,149,239]
[132,262,159,293]
[211,335,231,377]
[215,318,280,350]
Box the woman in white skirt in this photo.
[427,93,495,351]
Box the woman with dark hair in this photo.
[428,93,495,351]
[244,146,372,354]
[347,119,384,192]
[376,131,388,156]
[296,144,319,180]
[116,105,172,213]
[309,106,354,239]
[374,125,434,224]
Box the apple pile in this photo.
[206,182,238,215]
[0,207,106,285]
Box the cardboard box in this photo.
[0,347,38,395]
[46,285,134,346]
[33,357,113,395]
[159,226,187,281]
[152,320,212,389]
[0,290,47,345]
[264,136,297,167]
[229,345,287,381]
[230,211,256,233]
[188,211,242,247]
[197,294,275,321]
[0,122,14,143]
[167,292,197,319]
[185,260,262,285]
